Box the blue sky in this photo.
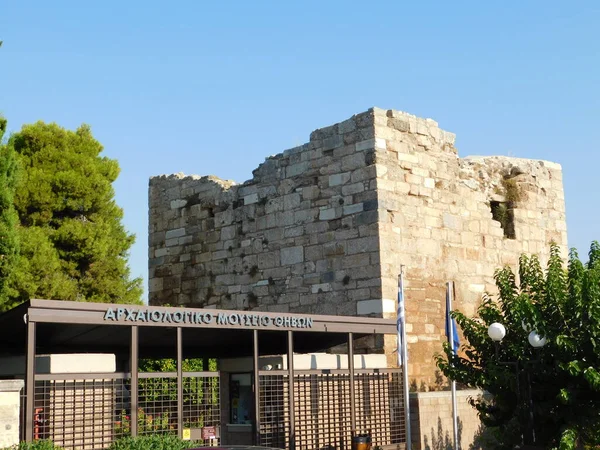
[1,1,598,301]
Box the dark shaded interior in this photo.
[0,302,366,360]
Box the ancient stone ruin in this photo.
[148,107,567,384]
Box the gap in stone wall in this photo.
[490,201,516,239]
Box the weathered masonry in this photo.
[148,107,568,384]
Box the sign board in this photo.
[182,429,191,441]
[103,307,314,329]
[202,426,217,440]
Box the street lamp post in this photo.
[487,322,546,448]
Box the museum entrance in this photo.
[0,299,407,450]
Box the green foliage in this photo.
[1,441,63,450]
[138,358,219,409]
[436,242,600,449]
[114,408,172,435]
[107,435,200,450]
[1,121,142,309]
[0,116,20,305]
[501,177,523,203]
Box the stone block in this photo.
[311,283,332,294]
[286,162,309,178]
[305,245,323,261]
[355,139,376,152]
[341,153,366,171]
[423,177,436,189]
[155,247,169,258]
[280,246,304,265]
[323,242,346,257]
[342,182,365,196]
[338,118,356,134]
[166,237,179,247]
[347,236,379,255]
[165,227,186,240]
[443,213,461,230]
[244,193,259,205]
[329,172,351,187]
[343,203,364,215]
[319,207,340,221]
[170,199,187,209]
[301,185,320,200]
[351,166,377,183]
[355,210,378,226]
[406,173,423,185]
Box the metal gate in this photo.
[258,368,406,450]
[30,371,221,450]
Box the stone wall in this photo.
[373,108,567,380]
[410,389,488,450]
[0,380,24,448]
[148,107,567,383]
[149,108,385,318]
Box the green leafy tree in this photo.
[1,121,142,310]
[437,242,600,450]
[0,116,20,305]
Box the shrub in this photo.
[2,441,63,450]
[437,242,600,449]
[108,435,200,450]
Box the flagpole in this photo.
[447,281,459,450]
[398,268,411,450]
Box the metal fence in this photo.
[27,372,221,450]
[24,368,404,450]
[32,374,131,450]
[354,370,405,447]
[258,368,406,450]
[258,374,290,448]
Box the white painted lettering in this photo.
[104,308,116,321]
[217,313,228,325]
[203,313,213,324]
[125,309,136,321]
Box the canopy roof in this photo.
[0,299,397,359]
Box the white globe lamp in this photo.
[528,331,547,348]
[488,323,506,342]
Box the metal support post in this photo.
[130,326,139,437]
[25,318,36,442]
[177,327,183,438]
[253,330,261,445]
[348,332,357,433]
[287,330,296,450]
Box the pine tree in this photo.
[0,116,20,306]
[2,121,142,309]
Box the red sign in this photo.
[202,426,217,440]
